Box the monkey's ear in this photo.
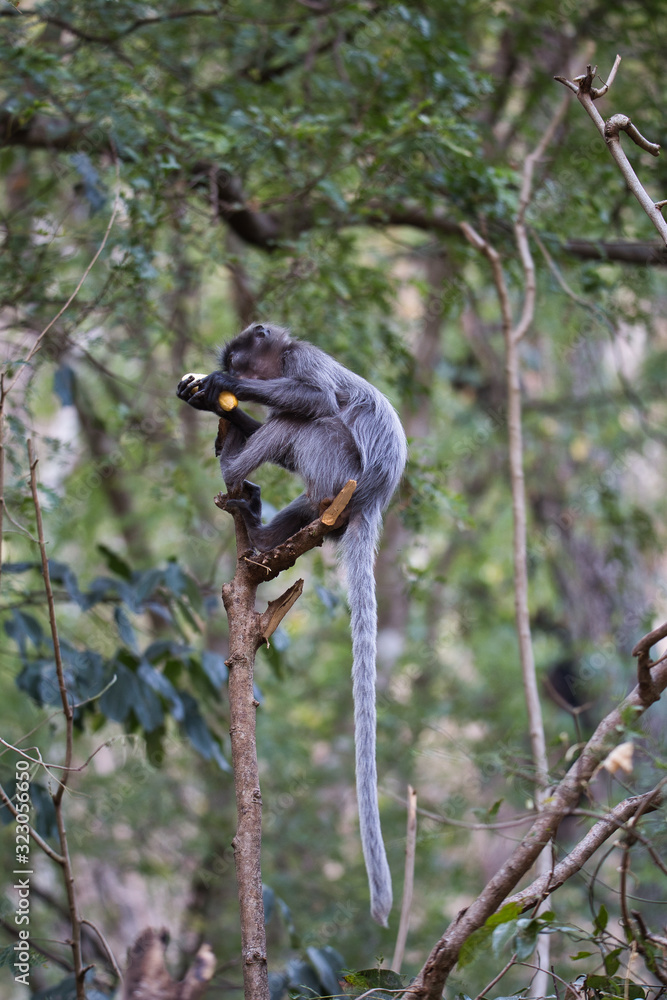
[254,324,268,337]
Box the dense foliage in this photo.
[1,1,667,998]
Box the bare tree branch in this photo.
[556,59,667,245]
[27,441,85,1000]
[406,643,667,999]
[392,786,418,974]
[218,481,358,1000]
[506,788,662,911]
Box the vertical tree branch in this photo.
[392,785,418,973]
[0,374,5,597]
[27,441,85,1000]
[220,515,270,1000]
[461,99,569,993]
[214,480,359,1000]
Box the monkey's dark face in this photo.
[221,323,289,380]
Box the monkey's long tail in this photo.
[341,509,393,927]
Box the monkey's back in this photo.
[284,341,407,514]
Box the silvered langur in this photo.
[177,323,407,926]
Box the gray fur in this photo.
[184,324,407,925]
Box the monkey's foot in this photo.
[218,481,262,523]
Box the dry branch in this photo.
[406,637,667,999]
[460,97,569,990]
[259,580,304,643]
[392,786,418,973]
[506,788,662,912]
[218,479,358,1000]
[555,59,667,246]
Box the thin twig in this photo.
[387,788,535,830]
[506,790,660,910]
[513,94,570,343]
[27,442,72,802]
[0,780,65,864]
[81,918,123,981]
[6,157,121,396]
[473,952,518,1000]
[0,918,74,971]
[511,101,573,997]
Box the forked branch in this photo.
[407,630,667,999]
[555,58,667,245]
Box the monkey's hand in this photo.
[177,372,238,416]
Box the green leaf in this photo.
[114,606,138,652]
[97,544,133,580]
[268,971,288,1000]
[53,364,75,405]
[492,919,518,957]
[594,904,609,934]
[340,967,404,998]
[99,663,137,723]
[306,945,344,997]
[48,559,87,608]
[138,662,184,721]
[133,674,164,732]
[5,609,44,656]
[513,917,539,960]
[285,958,321,998]
[31,974,78,999]
[604,949,622,976]
[276,895,299,949]
[179,691,231,771]
[457,925,492,968]
[30,782,58,842]
[133,567,165,602]
[485,901,522,928]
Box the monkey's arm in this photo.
[176,374,263,436]
[188,371,336,419]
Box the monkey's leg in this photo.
[221,421,296,491]
[226,493,318,552]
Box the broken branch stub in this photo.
[259,580,304,644]
[321,478,357,525]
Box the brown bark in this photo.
[216,482,357,1000]
[406,648,667,999]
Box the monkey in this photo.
[177,323,407,926]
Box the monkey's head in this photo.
[220,323,291,380]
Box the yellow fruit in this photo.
[218,391,238,411]
[181,372,207,396]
